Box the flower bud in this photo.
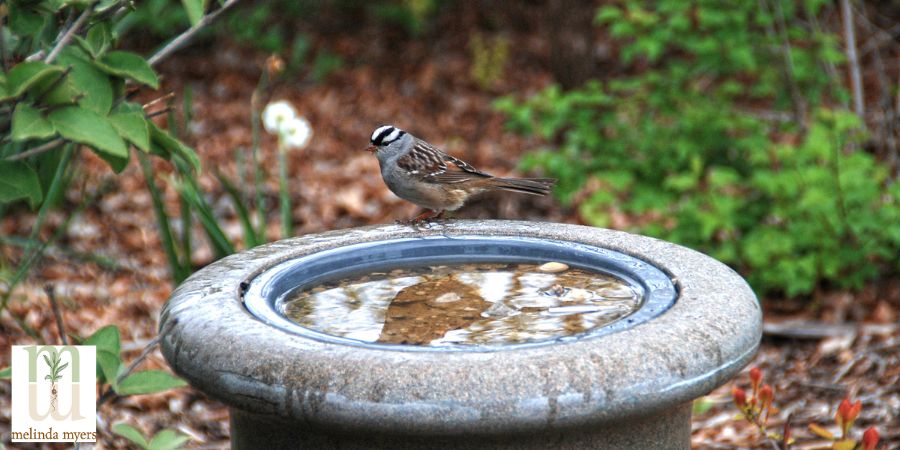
[266,54,285,77]
[732,386,747,408]
[749,367,762,393]
[759,384,774,409]
[835,397,862,436]
[861,427,880,450]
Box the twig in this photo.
[44,285,69,345]
[841,0,865,121]
[142,92,176,110]
[146,107,174,119]
[768,0,807,128]
[4,139,66,162]
[45,3,96,64]
[96,319,177,408]
[147,0,240,66]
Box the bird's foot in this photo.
[396,210,446,230]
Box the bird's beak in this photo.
[365,145,377,153]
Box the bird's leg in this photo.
[397,209,444,228]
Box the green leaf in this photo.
[112,423,151,450]
[57,47,114,114]
[116,370,187,395]
[108,112,151,152]
[6,62,65,98]
[84,325,121,355]
[0,161,43,207]
[692,396,715,415]
[30,71,81,105]
[9,5,45,37]
[0,367,10,379]
[0,74,9,100]
[97,349,122,387]
[95,52,159,89]
[148,429,190,450]
[12,104,56,141]
[81,23,112,58]
[150,123,200,171]
[47,106,129,171]
[181,0,206,26]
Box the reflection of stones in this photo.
[481,301,517,318]
[538,262,569,273]
[539,283,567,297]
[377,277,491,345]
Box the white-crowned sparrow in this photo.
[366,125,557,223]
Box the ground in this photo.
[1,9,898,449]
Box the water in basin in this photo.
[279,262,642,346]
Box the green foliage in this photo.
[113,423,190,450]
[84,325,187,395]
[371,0,439,36]
[496,0,899,297]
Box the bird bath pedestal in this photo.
[160,221,761,449]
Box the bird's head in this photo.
[366,125,408,156]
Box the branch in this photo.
[147,0,240,67]
[45,3,96,64]
[841,0,865,121]
[4,139,66,162]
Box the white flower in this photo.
[281,116,312,150]
[262,101,296,134]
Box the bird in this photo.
[366,125,557,224]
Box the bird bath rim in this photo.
[242,235,678,352]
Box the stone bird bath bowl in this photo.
[160,220,761,449]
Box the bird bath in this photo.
[160,220,761,449]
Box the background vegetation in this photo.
[1,0,898,447]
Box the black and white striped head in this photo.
[367,125,412,160]
[370,125,406,147]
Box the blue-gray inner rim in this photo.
[243,235,678,352]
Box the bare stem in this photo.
[143,92,177,110]
[4,139,66,162]
[45,3,96,64]
[769,0,807,128]
[841,0,865,121]
[45,285,69,345]
[147,0,241,67]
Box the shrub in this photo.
[495,0,900,297]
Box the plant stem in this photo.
[841,0,865,122]
[277,144,293,238]
[250,75,268,244]
[5,139,65,162]
[45,285,69,345]
[147,0,241,66]
[45,3,96,64]
[137,151,189,284]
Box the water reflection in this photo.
[281,264,641,346]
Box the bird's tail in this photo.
[488,177,557,196]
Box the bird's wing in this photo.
[400,139,492,184]
[395,140,448,181]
